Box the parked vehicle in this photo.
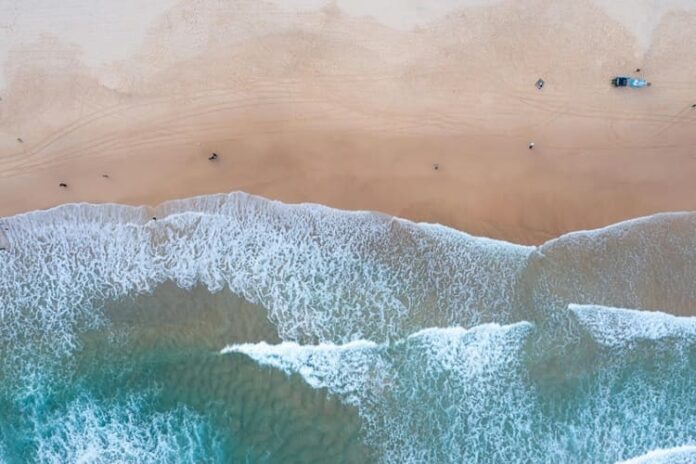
[612,76,651,88]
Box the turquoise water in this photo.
[0,193,694,463]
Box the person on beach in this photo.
[529,142,535,149]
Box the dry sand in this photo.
[1,0,695,244]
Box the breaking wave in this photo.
[616,445,696,464]
[1,192,695,462]
[224,307,695,463]
[0,193,532,364]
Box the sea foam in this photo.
[224,322,535,463]
[1,193,695,462]
[25,393,223,464]
[616,445,696,464]
[0,192,532,362]
[226,304,696,463]
[570,304,696,348]
[2,193,694,364]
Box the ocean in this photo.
[0,192,694,463]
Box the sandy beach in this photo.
[3,3,696,461]
[1,0,695,244]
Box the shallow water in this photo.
[0,193,694,463]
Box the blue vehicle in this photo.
[612,76,651,88]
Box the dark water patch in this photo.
[1,283,372,463]
[100,281,282,349]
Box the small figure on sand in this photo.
[535,79,544,90]
[691,104,696,109]
[59,183,68,188]
[152,217,157,221]
[208,153,218,161]
[17,138,23,143]
[433,163,440,171]
[636,68,641,72]
[528,142,535,150]
[102,174,109,178]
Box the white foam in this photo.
[3,194,696,462]
[616,445,696,464]
[2,192,696,362]
[224,322,535,463]
[224,339,381,404]
[27,393,222,464]
[0,192,532,361]
[225,315,696,463]
[570,304,696,348]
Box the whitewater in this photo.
[0,192,694,463]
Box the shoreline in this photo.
[2,0,696,245]
[3,128,695,245]
[1,189,692,248]
[2,191,694,319]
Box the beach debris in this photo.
[535,79,544,90]
[17,137,23,143]
[433,163,440,171]
[528,142,535,150]
[208,153,219,161]
[59,183,68,188]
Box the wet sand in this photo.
[1,0,695,244]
